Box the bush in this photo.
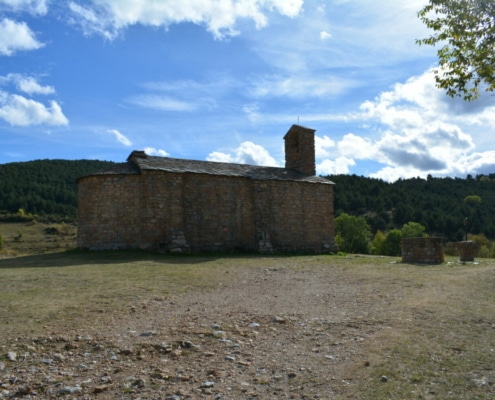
[383,229,402,256]
[335,213,372,254]
[372,230,386,255]
[401,222,427,238]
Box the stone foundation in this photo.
[401,237,444,264]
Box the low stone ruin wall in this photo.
[456,241,478,262]
[401,237,444,264]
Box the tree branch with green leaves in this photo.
[417,0,495,101]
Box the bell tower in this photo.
[283,124,316,175]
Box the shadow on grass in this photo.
[0,249,277,269]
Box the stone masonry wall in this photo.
[256,180,334,252]
[401,237,445,264]
[78,171,336,253]
[77,174,142,250]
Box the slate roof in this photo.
[82,151,334,185]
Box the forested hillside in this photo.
[328,174,495,241]
[0,159,115,219]
[1,159,494,241]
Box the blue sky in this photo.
[1,0,495,181]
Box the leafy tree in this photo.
[417,0,495,100]
[335,213,372,254]
[464,195,481,206]
[470,233,490,257]
[401,222,428,238]
[382,229,402,256]
[372,230,386,255]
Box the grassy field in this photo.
[0,221,76,256]
[1,247,494,398]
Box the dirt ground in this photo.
[0,258,396,400]
[1,253,494,399]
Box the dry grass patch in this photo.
[0,251,237,338]
[344,261,495,399]
[0,221,76,256]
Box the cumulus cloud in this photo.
[0,18,44,55]
[315,135,335,159]
[68,0,304,39]
[317,157,355,176]
[0,91,68,126]
[107,129,132,146]
[144,146,169,157]
[338,133,376,160]
[327,67,495,181]
[207,141,279,166]
[0,74,55,95]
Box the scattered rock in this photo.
[132,378,146,388]
[473,376,489,387]
[139,331,156,337]
[57,386,82,396]
[93,385,110,393]
[6,352,16,361]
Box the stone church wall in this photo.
[77,174,142,250]
[78,170,335,253]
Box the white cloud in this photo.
[317,157,355,175]
[68,2,116,40]
[361,72,478,176]
[107,129,132,146]
[127,95,198,112]
[16,76,54,95]
[338,133,376,160]
[329,67,495,181]
[207,141,279,166]
[0,0,49,15]
[315,134,335,158]
[0,18,44,55]
[0,74,55,95]
[144,146,169,157]
[243,103,261,122]
[454,151,495,176]
[68,0,304,40]
[0,91,68,126]
[207,151,233,163]
[319,31,331,40]
[250,74,357,98]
